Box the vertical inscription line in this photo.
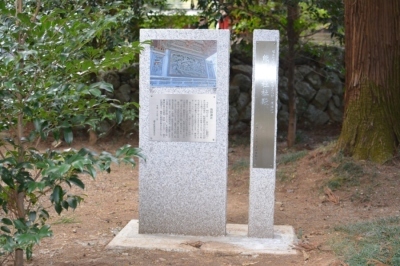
[253,41,278,169]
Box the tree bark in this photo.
[15,0,26,265]
[286,2,300,148]
[337,0,400,163]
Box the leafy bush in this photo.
[0,1,143,264]
[278,150,308,165]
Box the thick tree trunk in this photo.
[337,0,400,163]
[286,3,300,148]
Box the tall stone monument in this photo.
[138,29,230,236]
[248,30,280,238]
[107,29,296,254]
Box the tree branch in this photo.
[301,27,328,39]
[31,0,41,22]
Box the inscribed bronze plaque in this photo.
[253,41,278,168]
[149,94,216,142]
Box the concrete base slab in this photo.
[106,220,297,255]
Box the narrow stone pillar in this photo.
[248,30,280,238]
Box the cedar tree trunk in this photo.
[337,0,400,163]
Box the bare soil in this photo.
[9,127,400,266]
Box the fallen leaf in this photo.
[182,241,204,249]
[302,250,309,261]
[329,260,349,266]
[242,262,258,266]
[366,259,389,266]
[294,241,320,251]
[324,187,340,204]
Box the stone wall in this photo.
[99,47,345,136]
[229,46,345,134]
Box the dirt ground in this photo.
[7,126,400,266]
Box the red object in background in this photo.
[218,15,231,29]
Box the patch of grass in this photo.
[331,216,400,265]
[52,216,80,225]
[335,160,364,178]
[277,167,296,182]
[314,140,337,156]
[296,228,304,239]
[231,159,249,172]
[325,177,345,190]
[278,150,308,165]
[326,158,365,190]
[350,185,374,203]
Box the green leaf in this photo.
[39,209,50,221]
[93,81,114,93]
[27,131,37,142]
[33,119,42,131]
[27,181,46,193]
[29,212,37,222]
[115,147,123,157]
[62,200,69,210]
[110,103,122,109]
[38,225,52,238]
[63,128,73,144]
[13,219,27,230]
[66,197,78,209]
[69,176,85,189]
[123,157,136,166]
[1,226,11,233]
[1,218,13,226]
[76,83,86,91]
[53,129,61,141]
[17,13,33,26]
[1,171,15,188]
[54,203,62,215]
[116,108,123,124]
[26,246,33,260]
[71,160,84,172]
[23,106,33,116]
[60,121,71,128]
[55,164,71,176]
[1,235,15,252]
[85,164,97,178]
[15,233,38,245]
[51,185,63,204]
[77,148,91,156]
[2,202,8,214]
[89,88,102,97]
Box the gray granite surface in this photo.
[139,29,230,236]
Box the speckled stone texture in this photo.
[248,30,280,238]
[138,29,230,236]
